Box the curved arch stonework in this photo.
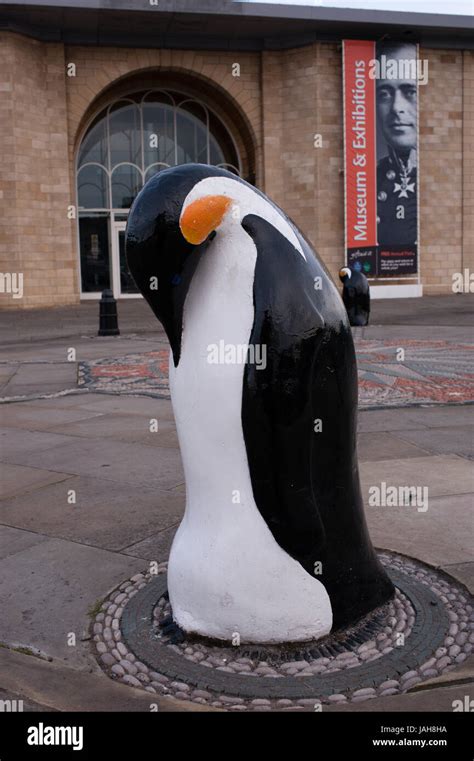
[65,52,261,303]
[70,57,260,299]
[67,50,262,189]
[72,69,259,186]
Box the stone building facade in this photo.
[0,2,473,309]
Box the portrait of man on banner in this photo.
[375,41,418,248]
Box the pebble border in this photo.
[152,585,415,670]
[92,553,473,711]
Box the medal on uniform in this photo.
[392,158,415,199]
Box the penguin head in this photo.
[126,163,305,365]
[338,266,352,283]
[125,164,233,366]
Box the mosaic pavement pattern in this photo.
[78,339,474,409]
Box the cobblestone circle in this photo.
[92,553,473,711]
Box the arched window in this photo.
[77,90,241,296]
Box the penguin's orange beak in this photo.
[180,195,232,245]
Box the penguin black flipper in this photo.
[241,214,394,629]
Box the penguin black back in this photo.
[242,216,393,628]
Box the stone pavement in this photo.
[0,293,472,347]
[0,294,472,712]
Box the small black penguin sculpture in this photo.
[339,266,370,327]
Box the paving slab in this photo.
[357,405,474,433]
[1,384,79,399]
[357,408,430,433]
[0,528,145,669]
[357,431,431,461]
[360,325,474,341]
[0,346,77,362]
[397,405,474,429]
[0,367,17,380]
[0,337,165,363]
[9,392,174,418]
[132,427,179,449]
[0,647,210,712]
[441,562,474,595]
[0,368,18,393]
[367,493,474,567]
[0,686,58,712]
[0,525,49,559]
[73,338,167,362]
[3,362,77,386]
[368,294,474,327]
[72,394,175,419]
[324,682,474,712]
[47,413,178,446]
[360,455,474,500]
[0,403,104,431]
[395,426,474,459]
[3,392,118,409]
[122,524,179,561]
[0,300,164,345]
[0,462,73,500]
[0,427,77,461]
[5,437,184,490]
[0,477,184,551]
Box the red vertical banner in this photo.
[343,40,378,277]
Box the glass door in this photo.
[78,213,111,296]
[111,221,141,298]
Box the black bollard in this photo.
[98,289,120,336]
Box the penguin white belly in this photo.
[167,226,333,643]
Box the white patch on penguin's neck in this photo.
[170,217,257,513]
[166,186,332,644]
[180,176,306,261]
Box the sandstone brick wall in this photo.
[0,35,18,305]
[462,51,474,280]
[0,33,76,309]
[262,43,345,285]
[419,48,464,295]
[0,32,471,309]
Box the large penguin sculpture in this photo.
[339,266,371,327]
[126,164,394,644]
